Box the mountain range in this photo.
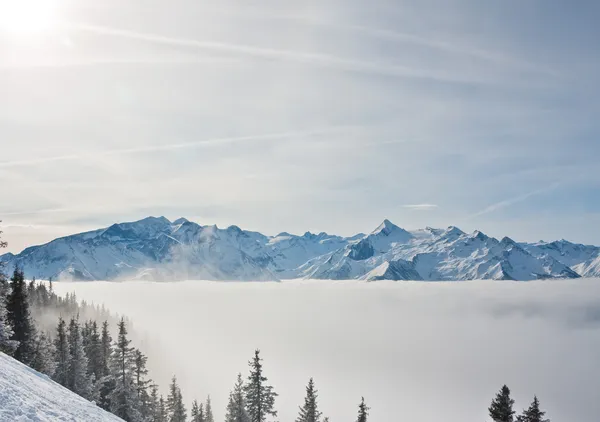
[1,216,599,281]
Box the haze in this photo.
[54,279,600,422]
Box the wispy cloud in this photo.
[0,208,70,217]
[0,57,239,71]
[0,127,350,169]
[469,183,562,218]
[67,23,496,84]
[402,204,439,210]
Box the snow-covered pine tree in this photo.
[244,349,278,422]
[31,331,56,376]
[0,282,17,354]
[191,400,204,422]
[517,396,550,422]
[67,316,93,399]
[225,373,250,422]
[190,400,200,422]
[85,321,103,384]
[166,375,187,422]
[157,395,168,422]
[489,385,516,422]
[356,397,369,422]
[148,385,160,421]
[99,320,115,411]
[53,316,69,386]
[133,348,152,419]
[322,418,329,422]
[108,318,142,422]
[205,395,214,422]
[6,267,37,365]
[296,378,322,422]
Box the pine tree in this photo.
[99,320,115,411]
[6,268,37,365]
[517,396,550,422]
[31,331,56,376]
[244,349,278,422]
[157,395,168,422]
[134,348,152,419]
[356,397,369,422]
[323,418,329,422]
[296,378,322,422]
[0,285,17,354]
[86,321,103,383]
[205,396,214,422]
[225,373,250,422]
[53,317,70,386]
[166,375,187,422]
[108,318,142,421]
[67,316,93,399]
[489,385,516,422]
[191,400,201,422]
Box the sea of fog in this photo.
[53,279,600,422]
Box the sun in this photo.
[0,0,59,34]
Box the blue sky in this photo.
[0,0,599,253]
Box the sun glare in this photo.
[0,0,58,34]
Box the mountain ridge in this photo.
[1,216,598,281]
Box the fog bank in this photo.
[54,279,600,422]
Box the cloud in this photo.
[402,204,439,210]
[469,183,562,218]
[67,22,498,85]
[0,127,350,169]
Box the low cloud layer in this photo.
[54,279,600,422]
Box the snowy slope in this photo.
[0,352,122,422]
[0,216,597,281]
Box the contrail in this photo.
[469,182,562,218]
[0,127,350,168]
[67,22,488,84]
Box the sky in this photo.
[53,279,600,422]
[1,0,599,253]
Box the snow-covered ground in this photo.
[0,352,122,421]
[54,279,600,422]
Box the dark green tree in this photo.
[53,317,69,386]
[489,385,515,422]
[166,375,187,422]
[296,378,322,422]
[356,397,369,422]
[7,268,36,365]
[225,374,250,422]
[517,396,550,422]
[244,349,278,422]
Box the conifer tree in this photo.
[166,375,187,422]
[0,285,17,354]
[99,320,115,411]
[67,317,93,399]
[489,385,516,422]
[205,396,214,422]
[86,321,103,382]
[244,349,278,422]
[226,373,250,422]
[356,397,369,422]
[323,418,329,422]
[7,267,36,365]
[157,395,168,422]
[108,318,142,421]
[53,317,70,386]
[296,378,322,422]
[134,348,152,419]
[191,400,200,422]
[517,396,550,422]
[31,331,56,376]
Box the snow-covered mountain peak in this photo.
[372,219,401,236]
[172,217,189,225]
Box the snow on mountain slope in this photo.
[295,223,580,281]
[0,216,594,281]
[522,240,600,271]
[0,352,122,422]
